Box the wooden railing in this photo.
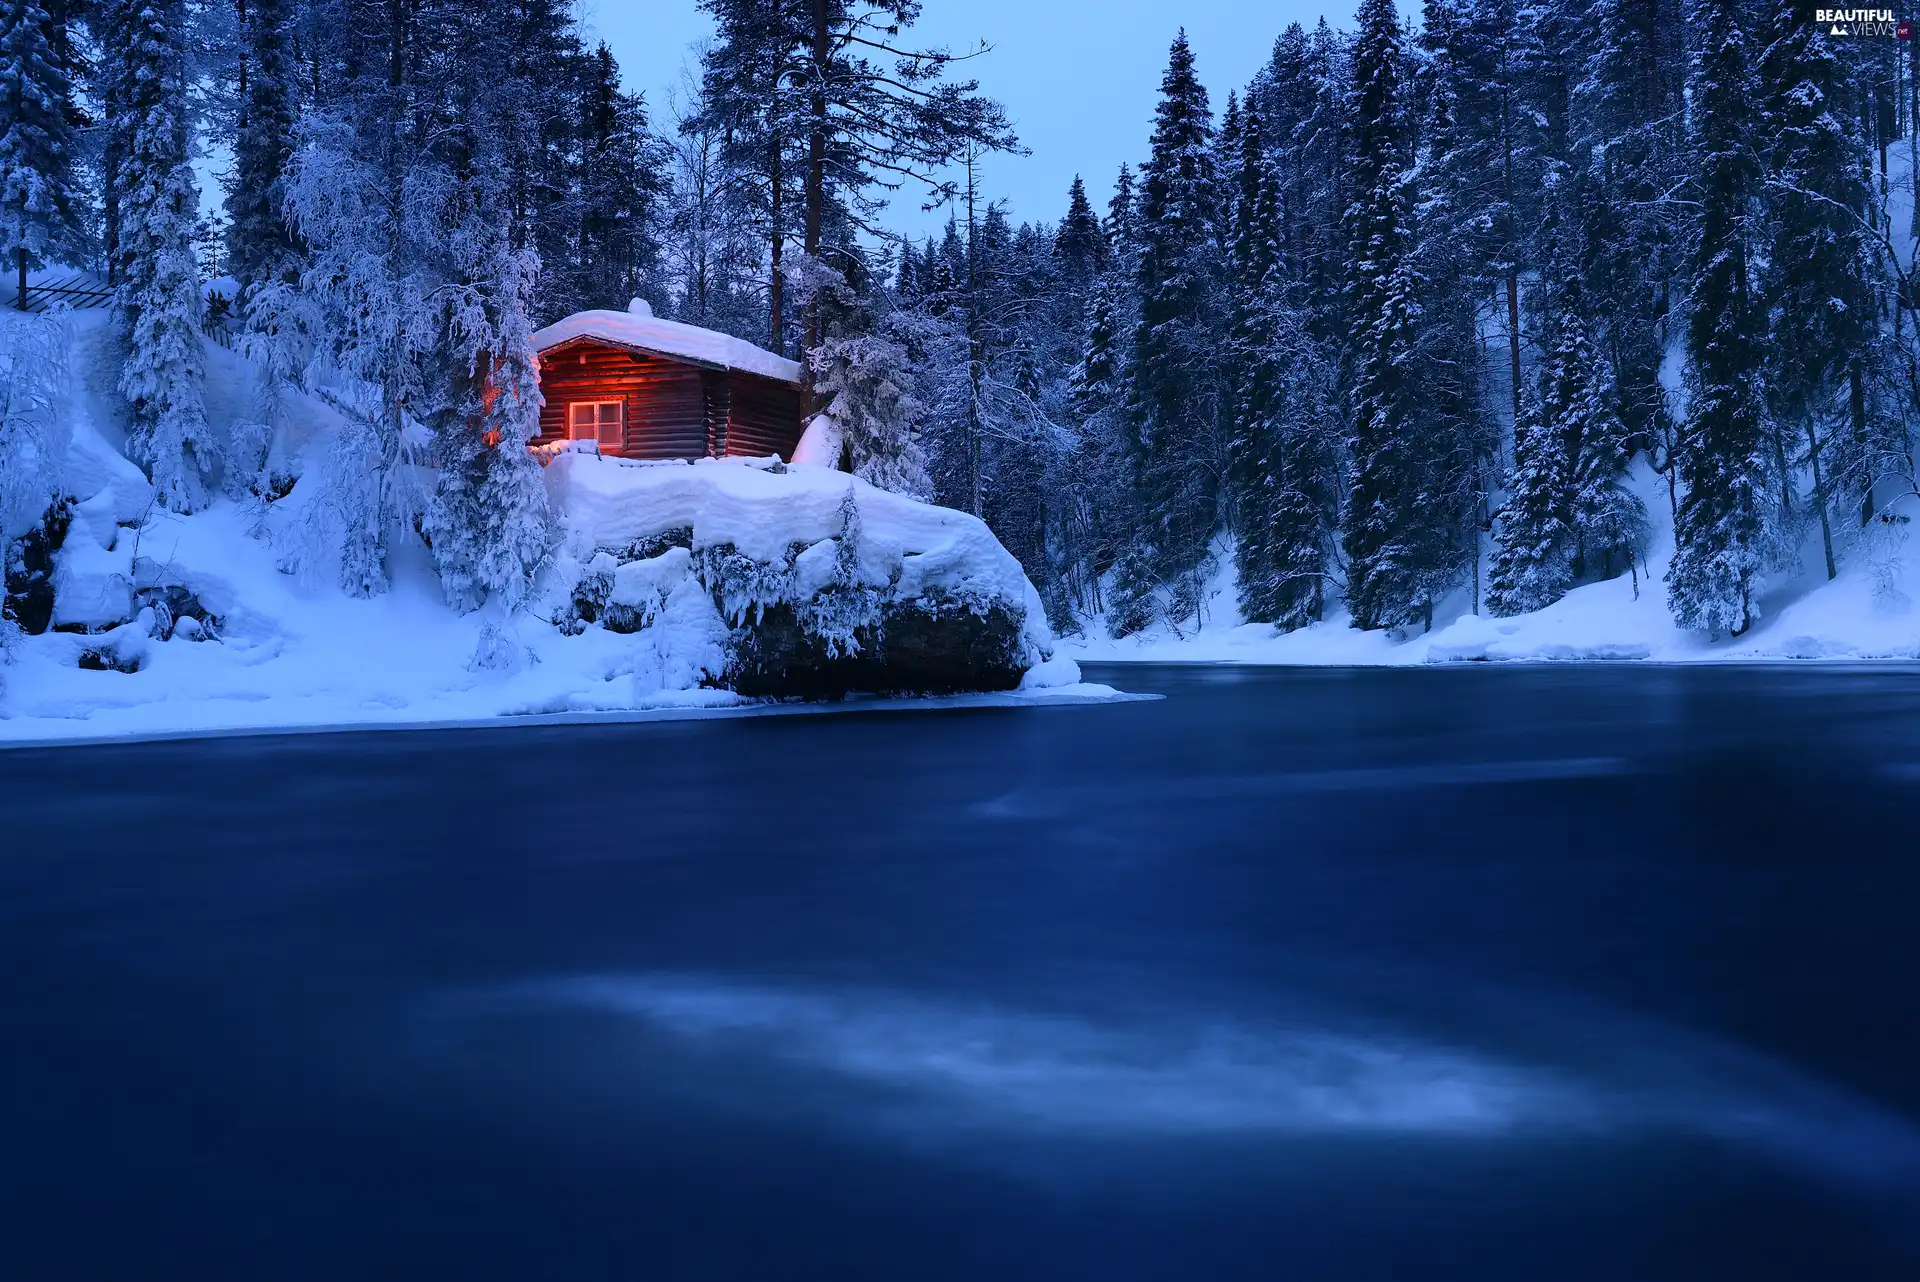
[6,271,112,313]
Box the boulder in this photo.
[541,454,1056,699]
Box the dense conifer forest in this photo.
[4,0,1918,636]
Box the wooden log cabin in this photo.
[529,301,807,461]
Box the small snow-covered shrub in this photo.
[794,491,887,657]
[695,543,799,626]
[227,418,274,502]
[470,622,533,673]
[1105,540,1161,638]
[554,553,615,635]
[799,583,885,659]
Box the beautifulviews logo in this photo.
[1815,7,1910,35]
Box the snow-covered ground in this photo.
[0,312,1120,747]
[1070,461,1920,667]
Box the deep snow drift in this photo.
[0,313,1103,746]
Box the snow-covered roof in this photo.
[533,300,804,386]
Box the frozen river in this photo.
[3,664,1918,1279]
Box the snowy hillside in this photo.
[1070,462,1920,666]
[0,313,1100,746]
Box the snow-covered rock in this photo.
[542,452,1054,697]
[51,533,135,629]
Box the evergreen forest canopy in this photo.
[2,0,1917,636]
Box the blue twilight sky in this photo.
[578,0,1364,242]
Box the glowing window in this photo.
[570,401,624,448]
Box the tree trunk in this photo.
[104,76,120,287]
[1501,67,1522,425]
[965,150,983,517]
[800,0,829,418]
[1806,416,1837,580]
[1851,360,1874,523]
[236,0,248,112]
[16,247,27,312]
[804,0,827,259]
[1769,422,1793,523]
[1470,527,1480,615]
[1661,415,1679,525]
[769,137,784,351]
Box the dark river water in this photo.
[4,664,1920,1280]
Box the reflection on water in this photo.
[511,973,1585,1136]
[456,970,1920,1196]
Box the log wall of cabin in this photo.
[725,372,805,460]
[533,340,805,462]
[535,344,709,460]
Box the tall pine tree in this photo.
[224,0,298,289]
[113,0,212,512]
[1757,0,1874,578]
[1128,30,1225,617]
[1667,0,1774,635]
[1341,0,1430,630]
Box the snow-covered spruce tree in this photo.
[469,247,554,612]
[1105,162,1141,269]
[1128,30,1226,610]
[1547,205,1646,588]
[1491,180,1646,615]
[1105,538,1162,639]
[1234,102,1342,634]
[1065,270,1138,625]
[809,319,932,499]
[1667,0,1776,636]
[1574,0,1688,481]
[112,0,213,513]
[799,485,884,658]
[1489,384,1570,615]
[1051,174,1106,319]
[1408,0,1503,615]
[0,0,83,304]
[223,0,299,289]
[1071,274,1127,425]
[794,246,936,498]
[1756,0,1874,579]
[1341,0,1429,632]
[418,102,555,615]
[1225,96,1270,617]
